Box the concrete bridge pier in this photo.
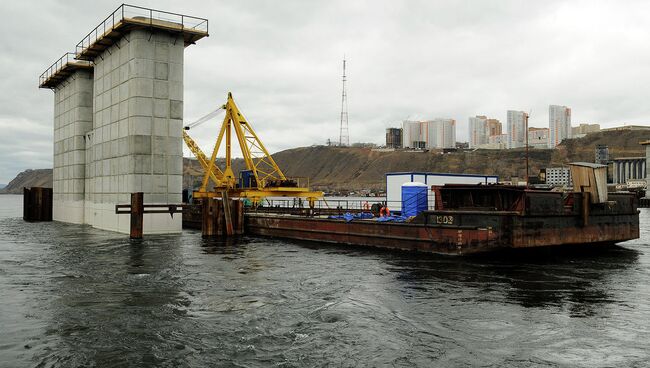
[39,5,208,234]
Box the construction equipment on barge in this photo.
[183,162,640,255]
[183,92,323,204]
[244,184,639,255]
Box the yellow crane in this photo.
[183,92,323,206]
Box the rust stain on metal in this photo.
[184,185,640,256]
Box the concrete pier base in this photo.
[52,69,93,224]
[83,202,182,234]
[82,30,184,234]
[40,5,207,235]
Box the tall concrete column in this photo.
[619,161,625,184]
[620,162,624,183]
[45,65,94,224]
[641,160,647,179]
[642,141,650,198]
[41,6,207,234]
[85,30,186,234]
[618,161,625,184]
[625,161,633,183]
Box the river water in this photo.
[1,194,649,367]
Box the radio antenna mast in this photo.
[526,109,531,188]
[339,57,349,146]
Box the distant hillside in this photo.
[274,129,650,191]
[551,129,649,164]
[1,169,52,194]
[6,129,650,194]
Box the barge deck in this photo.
[185,185,640,256]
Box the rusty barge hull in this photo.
[245,210,639,255]
[183,185,640,256]
[242,187,640,256]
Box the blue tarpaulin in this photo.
[328,212,410,223]
[328,212,374,222]
[375,215,410,222]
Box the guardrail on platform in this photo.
[38,52,92,87]
[75,4,209,56]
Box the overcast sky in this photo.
[1,0,650,183]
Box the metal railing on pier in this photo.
[38,52,92,87]
[75,4,209,57]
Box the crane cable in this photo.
[184,106,225,130]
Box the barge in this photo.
[183,163,640,255]
[243,184,639,255]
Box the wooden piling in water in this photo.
[222,192,234,236]
[130,192,144,239]
[215,199,224,236]
[200,195,244,237]
[23,187,53,222]
[202,198,215,237]
[232,199,244,235]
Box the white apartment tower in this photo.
[549,105,571,148]
[507,110,528,149]
[433,118,456,149]
[469,116,502,148]
[402,119,456,149]
[402,120,425,149]
[469,116,488,148]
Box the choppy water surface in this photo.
[1,194,649,367]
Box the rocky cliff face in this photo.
[5,130,650,194]
[1,169,53,194]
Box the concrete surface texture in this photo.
[646,145,650,183]
[83,29,185,234]
[52,70,93,224]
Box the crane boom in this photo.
[182,130,224,188]
[224,93,286,185]
[184,92,323,205]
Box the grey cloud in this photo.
[1,0,650,182]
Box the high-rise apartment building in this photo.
[433,119,456,149]
[469,116,502,148]
[402,120,424,149]
[402,119,456,149]
[469,116,488,148]
[507,110,528,149]
[487,119,502,137]
[549,105,572,147]
[385,128,402,148]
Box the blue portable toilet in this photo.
[401,182,428,217]
[239,170,255,188]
